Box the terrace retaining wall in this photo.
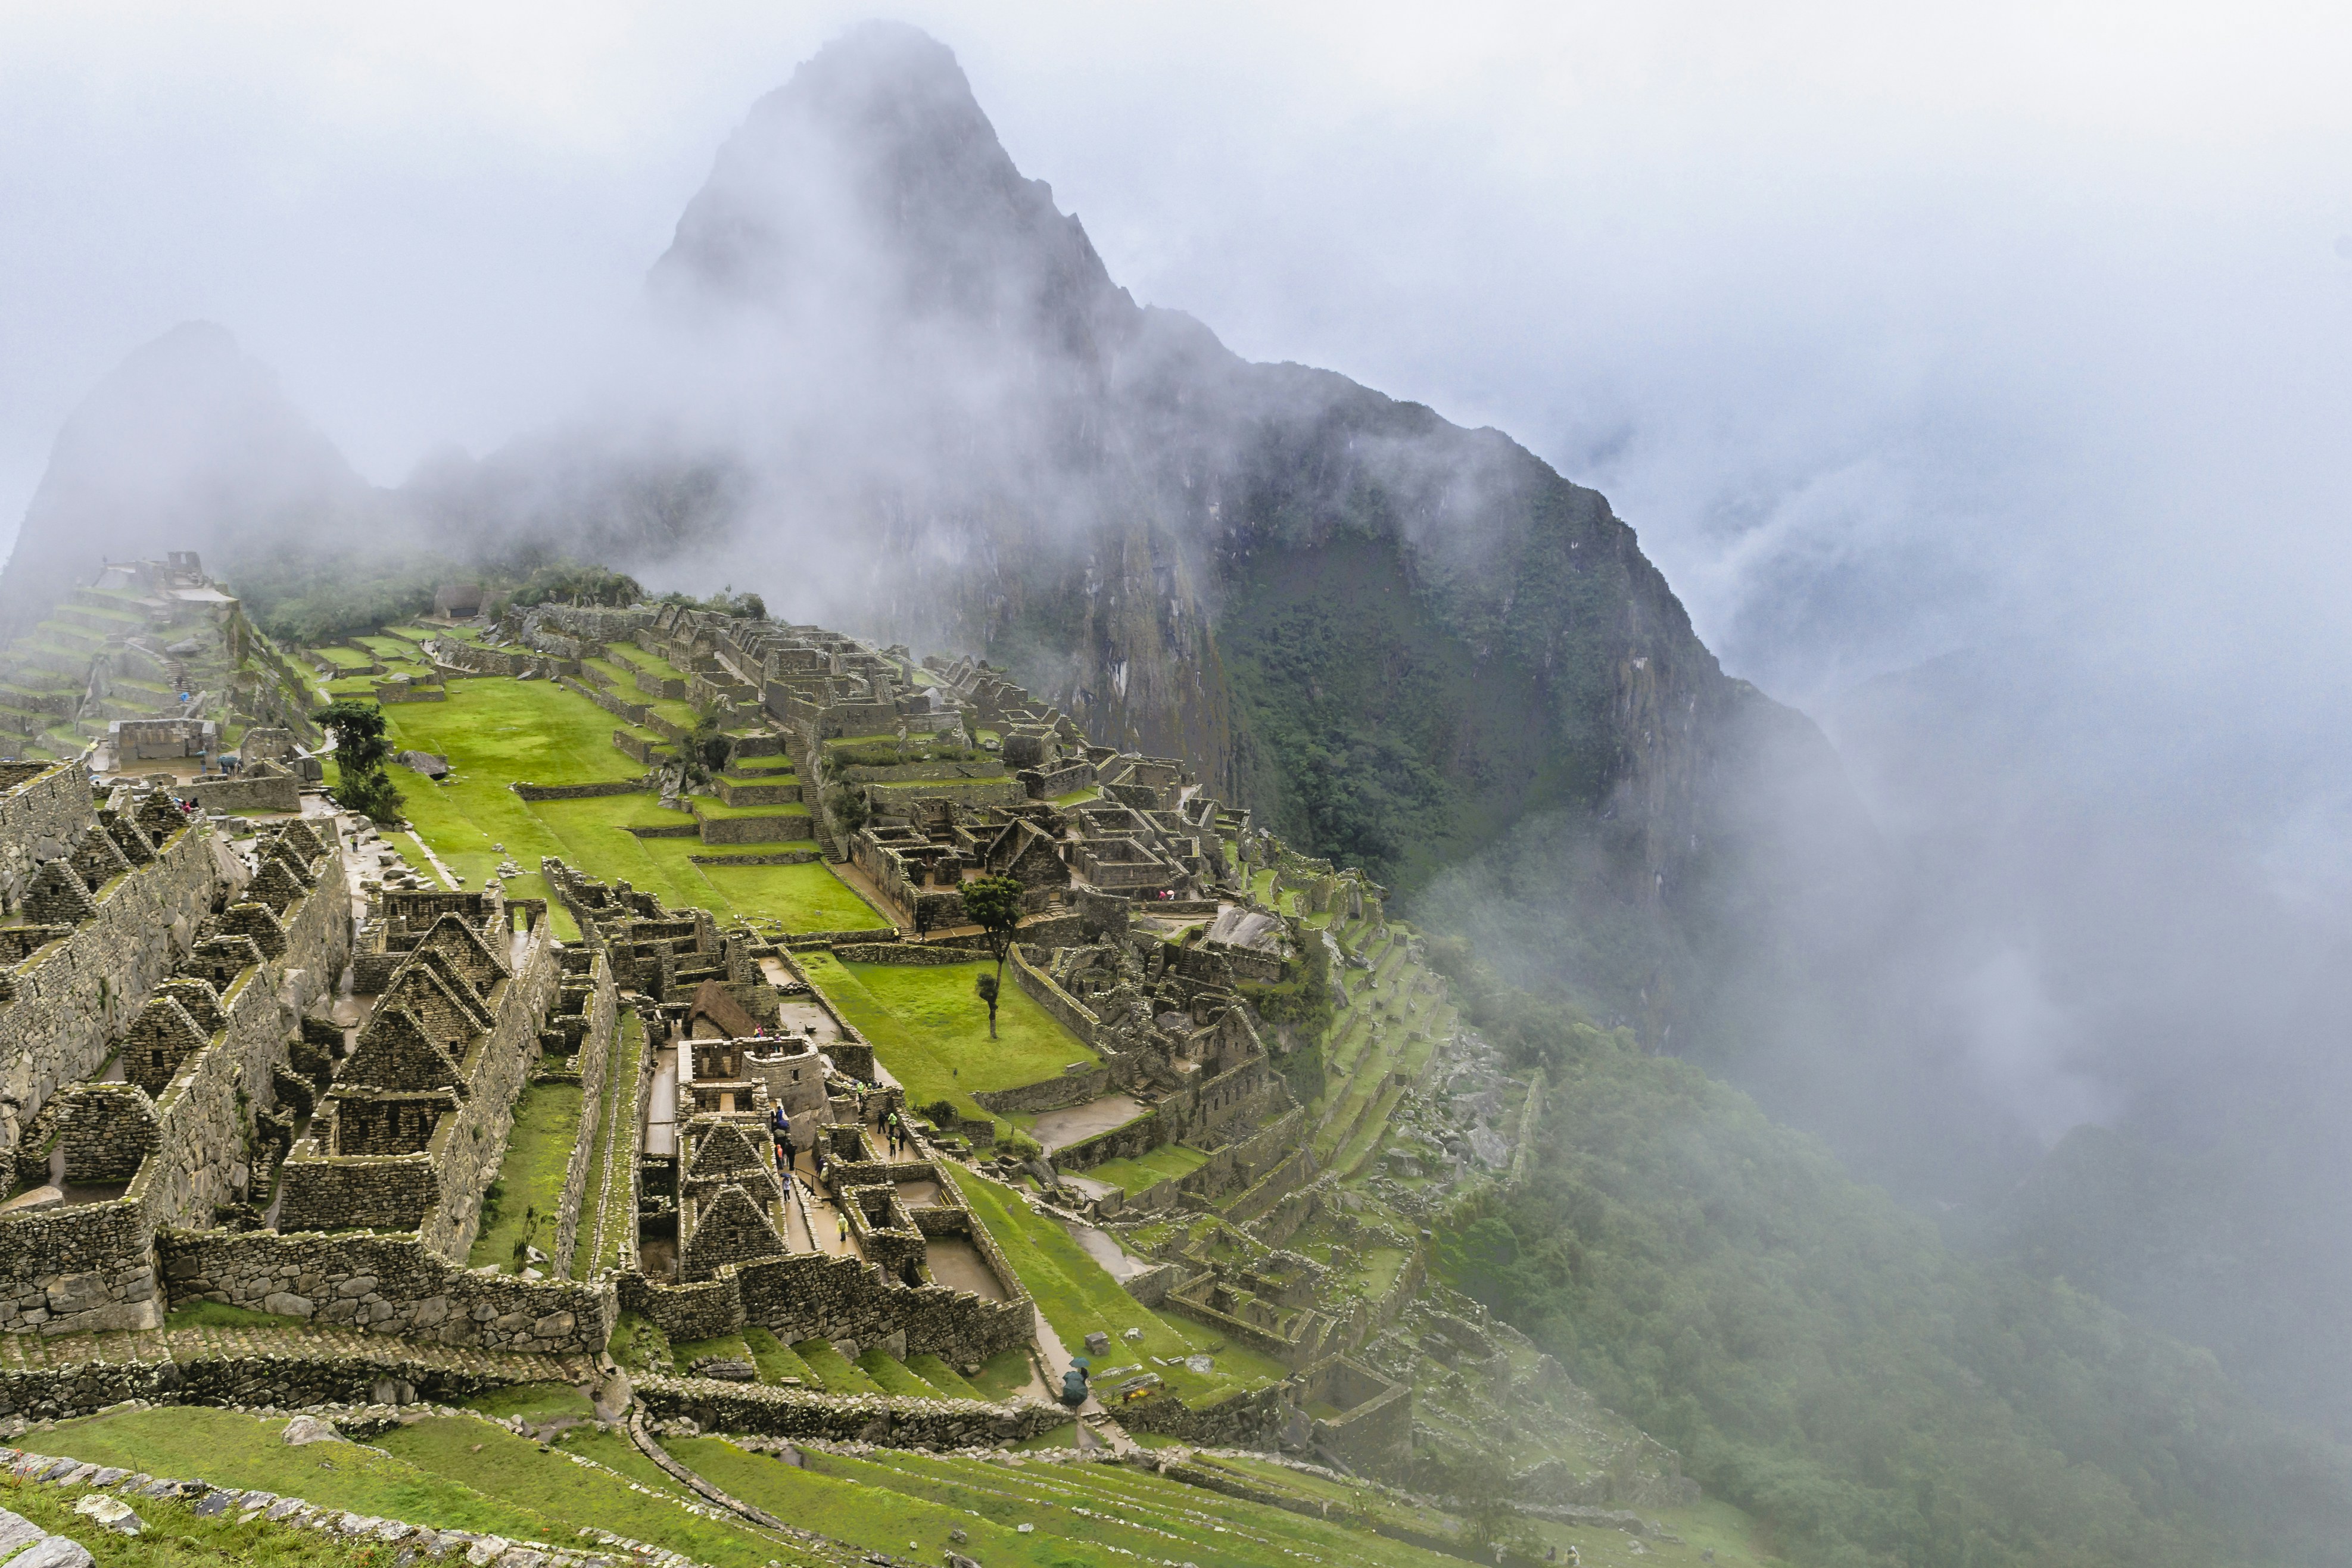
[828,943,987,967]
[637,1376,1063,1445]
[158,1229,615,1355]
[552,954,621,1279]
[511,778,653,802]
[1005,944,1100,1049]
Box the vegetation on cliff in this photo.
[1428,945,2352,1568]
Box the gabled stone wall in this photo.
[0,762,90,917]
[0,813,214,1164]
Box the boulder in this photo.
[74,1494,141,1535]
[0,1187,62,1215]
[279,1414,345,1447]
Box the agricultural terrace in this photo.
[795,951,1098,1121]
[331,675,887,934]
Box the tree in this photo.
[314,699,404,823]
[974,972,1001,1039]
[961,874,1025,992]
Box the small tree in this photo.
[961,874,1025,992]
[824,781,870,840]
[974,971,1001,1039]
[314,699,404,823]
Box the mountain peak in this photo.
[651,23,1133,360]
[0,321,369,638]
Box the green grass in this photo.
[743,1325,815,1386]
[163,1300,307,1331]
[546,1422,697,1501]
[671,1332,755,1376]
[796,954,1096,1118]
[666,1438,1215,1568]
[42,1407,558,1540]
[689,795,810,820]
[468,1081,584,1272]
[1052,786,1101,806]
[945,1165,1289,1403]
[767,1445,1480,1568]
[904,1352,982,1399]
[967,1348,1037,1401]
[0,1472,386,1567]
[790,1338,883,1395]
[855,1348,943,1397]
[376,1416,807,1567]
[582,1012,644,1277]
[725,753,796,774]
[457,1381,596,1424]
[344,678,886,933]
[1077,1143,1207,1195]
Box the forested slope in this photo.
[1428,945,2352,1568]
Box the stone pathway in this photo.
[1030,1094,1147,1154]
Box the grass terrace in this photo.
[340,677,886,933]
[1075,1142,1206,1195]
[581,1012,644,1277]
[467,1081,584,1273]
[0,1470,388,1567]
[946,1164,1289,1404]
[795,953,1096,1115]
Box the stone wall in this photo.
[1006,944,1100,1048]
[0,816,217,1164]
[0,762,89,917]
[275,1152,439,1234]
[0,1345,520,1423]
[612,729,671,765]
[0,820,350,1335]
[158,1229,615,1355]
[696,812,813,846]
[1178,1107,1307,1207]
[828,943,987,966]
[636,1376,1064,1445]
[1298,1355,1413,1470]
[619,1214,1033,1365]
[182,773,301,813]
[559,676,649,728]
[1052,1109,1166,1174]
[510,779,653,802]
[0,1201,157,1335]
[1117,1382,1285,1447]
[1016,760,1094,800]
[276,919,559,1261]
[971,1065,1111,1117]
[552,952,619,1279]
[423,926,560,1260]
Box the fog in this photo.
[7,0,2352,1426]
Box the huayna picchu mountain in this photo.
[417,21,1871,1047]
[0,25,1861,1045]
